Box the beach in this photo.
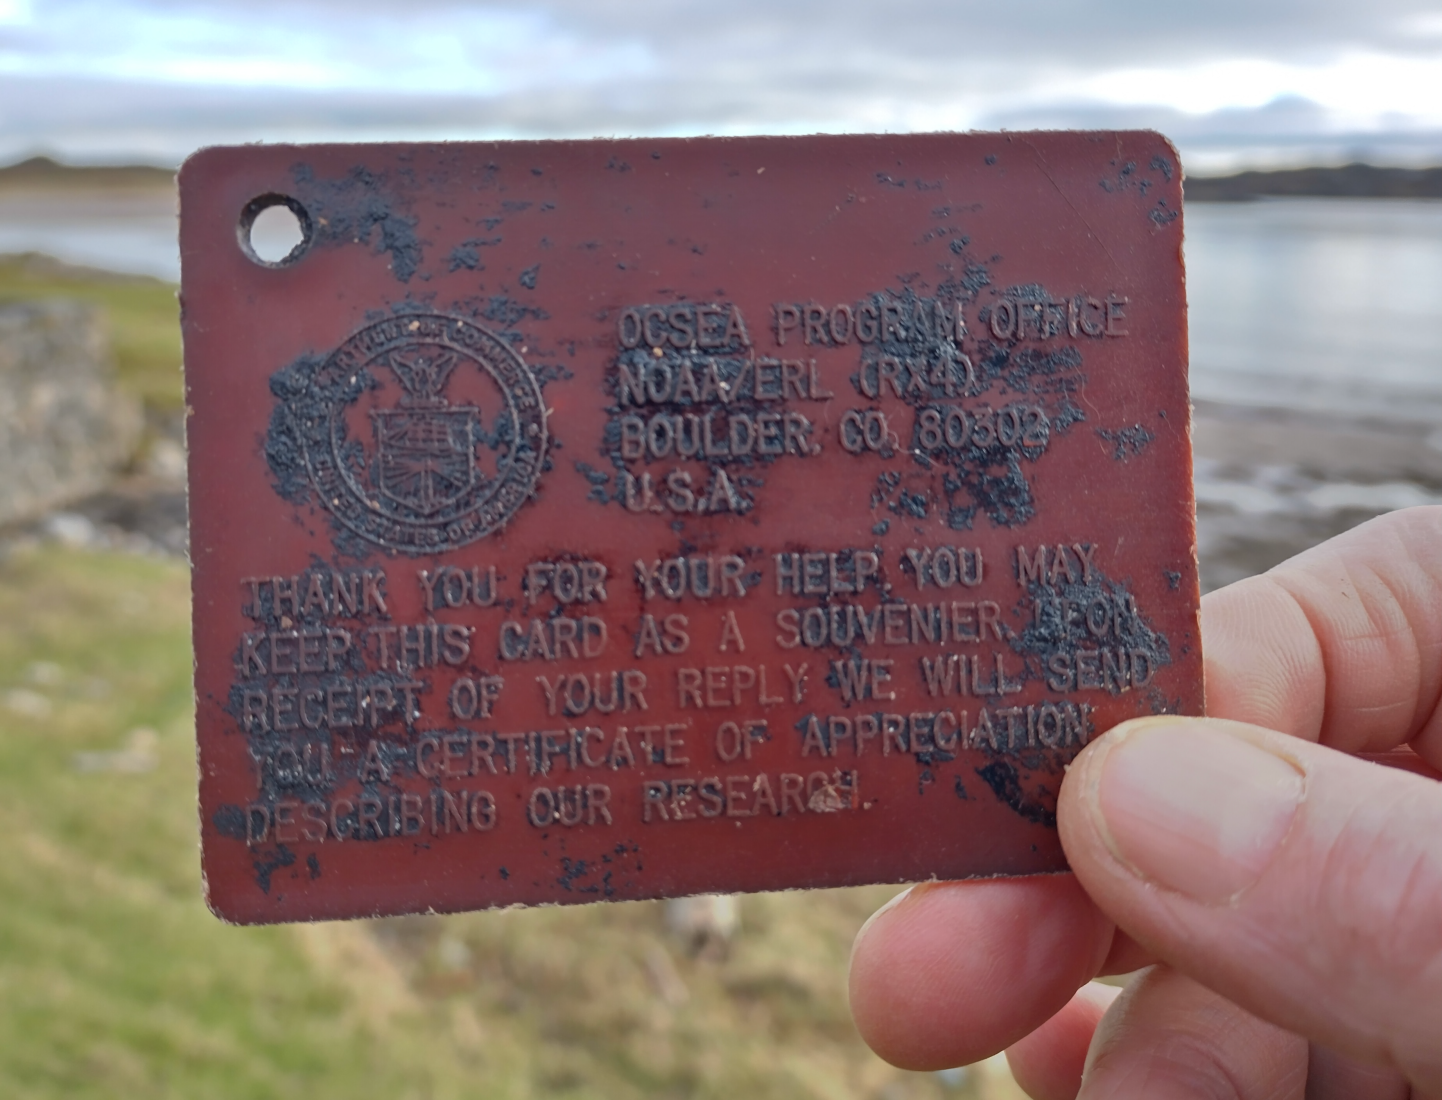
[1192,399,1442,590]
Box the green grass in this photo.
[0,549,413,1098]
[0,254,183,416]
[0,547,1000,1100]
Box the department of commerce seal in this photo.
[265,312,548,554]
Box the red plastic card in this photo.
[180,132,1201,923]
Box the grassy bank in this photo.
[0,546,1005,1099]
[0,253,182,418]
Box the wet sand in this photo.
[1192,400,1442,591]
[1194,399,1442,484]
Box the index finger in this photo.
[1202,505,1442,765]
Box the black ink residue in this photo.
[1008,552,1173,698]
[1096,156,1180,227]
[975,761,1056,827]
[253,845,296,894]
[557,858,599,894]
[291,163,424,282]
[849,284,1085,530]
[574,461,612,503]
[1096,423,1154,461]
[222,555,442,826]
[265,308,547,559]
[212,804,247,840]
[448,236,501,272]
[263,352,394,562]
[475,294,549,333]
[265,354,338,506]
[587,301,781,514]
[893,489,928,520]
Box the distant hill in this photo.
[1185,163,1442,202]
[0,155,174,191]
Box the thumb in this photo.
[1059,716,1442,1093]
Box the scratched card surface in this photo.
[180,131,1202,924]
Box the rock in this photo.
[44,511,97,547]
[4,688,52,719]
[142,437,187,483]
[664,895,740,959]
[72,728,160,774]
[0,299,142,525]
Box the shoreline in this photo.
[1191,400,1442,590]
[1192,398,1442,485]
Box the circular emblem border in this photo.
[295,312,548,554]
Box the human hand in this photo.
[848,506,1442,1098]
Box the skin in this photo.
[849,506,1442,1099]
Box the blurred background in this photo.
[0,2,1439,1097]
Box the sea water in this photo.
[1185,198,1442,425]
[3,193,1439,422]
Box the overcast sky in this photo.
[3,0,1441,172]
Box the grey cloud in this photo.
[578,0,1442,63]
[979,96,1442,170]
[980,94,1442,143]
[7,73,1439,173]
[4,0,1441,165]
[123,0,1442,61]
